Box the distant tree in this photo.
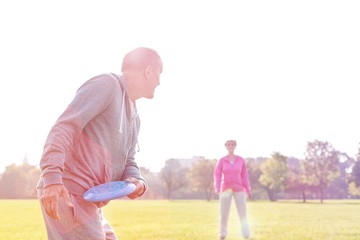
[327,160,350,199]
[350,145,360,187]
[348,144,360,197]
[259,152,288,201]
[0,175,3,196]
[286,158,308,202]
[351,160,360,186]
[246,157,266,200]
[348,182,360,197]
[159,159,187,199]
[24,167,41,198]
[302,140,340,203]
[187,158,216,201]
[0,164,27,198]
[0,162,41,199]
[139,167,164,199]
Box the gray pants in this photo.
[219,191,250,239]
[37,188,117,240]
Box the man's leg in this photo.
[219,191,233,239]
[100,209,118,240]
[37,188,116,239]
[233,192,250,239]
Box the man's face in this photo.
[144,61,162,99]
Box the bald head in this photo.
[121,47,163,102]
[121,47,162,73]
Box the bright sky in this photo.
[0,1,359,173]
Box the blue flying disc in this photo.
[83,181,136,202]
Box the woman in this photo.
[214,140,251,240]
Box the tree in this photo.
[159,159,187,199]
[246,157,266,200]
[0,175,3,197]
[286,158,309,202]
[327,160,349,199]
[0,162,41,199]
[348,182,360,197]
[259,152,287,201]
[302,140,340,203]
[349,159,360,197]
[0,164,27,198]
[348,144,360,197]
[350,144,360,187]
[23,167,41,198]
[139,167,164,199]
[187,158,216,201]
[350,160,360,187]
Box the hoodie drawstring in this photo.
[109,73,140,155]
[119,91,125,133]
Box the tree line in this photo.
[141,140,360,202]
[1,140,360,202]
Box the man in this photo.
[37,47,163,239]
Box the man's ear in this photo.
[145,65,152,79]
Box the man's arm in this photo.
[40,75,116,219]
[121,146,147,198]
[40,184,73,220]
[40,75,116,188]
[121,157,147,198]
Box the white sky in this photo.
[0,0,359,173]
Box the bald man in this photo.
[37,47,163,239]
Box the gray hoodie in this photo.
[37,73,146,207]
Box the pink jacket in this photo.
[214,155,251,195]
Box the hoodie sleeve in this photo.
[241,158,252,196]
[40,75,116,187]
[213,159,223,193]
[120,146,148,195]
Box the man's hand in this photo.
[40,184,73,220]
[125,177,145,199]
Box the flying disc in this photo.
[83,181,136,202]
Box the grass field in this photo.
[0,199,359,240]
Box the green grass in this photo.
[0,199,359,239]
[0,200,46,240]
